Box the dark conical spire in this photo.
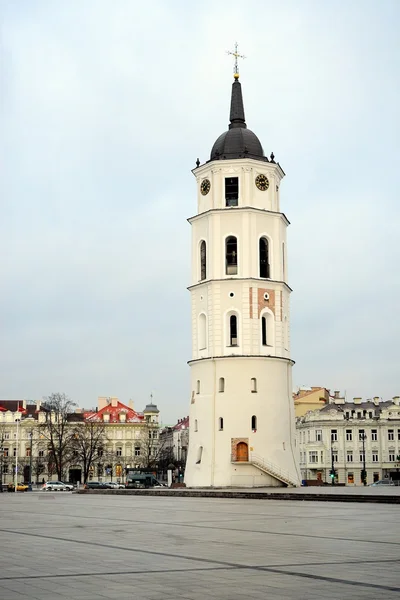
[229,80,246,130]
[209,76,266,162]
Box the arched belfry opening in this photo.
[226,236,238,275]
[259,237,270,278]
[200,241,206,281]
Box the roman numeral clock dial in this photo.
[255,174,269,191]
[200,179,211,195]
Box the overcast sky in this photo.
[1,0,399,423]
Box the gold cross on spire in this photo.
[227,42,246,80]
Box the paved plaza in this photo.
[1,493,400,599]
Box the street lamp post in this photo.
[330,444,335,486]
[14,415,21,492]
[28,430,33,491]
[361,433,367,486]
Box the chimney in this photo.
[129,399,134,409]
[393,396,400,406]
[334,391,340,399]
[373,397,380,406]
[111,397,118,408]
[353,397,362,404]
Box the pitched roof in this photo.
[84,400,144,423]
[0,401,38,419]
[173,416,189,431]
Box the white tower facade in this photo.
[185,76,301,487]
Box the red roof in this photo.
[84,400,144,424]
[173,416,189,431]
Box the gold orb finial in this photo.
[233,72,240,80]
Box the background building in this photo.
[159,416,189,466]
[0,396,161,486]
[294,387,329,417]
[297,393,400,485]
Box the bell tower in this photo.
[184,61,300,487]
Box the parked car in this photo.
[42,481,73,491]
[8,483,28,492]
[83,481,108,489]
[105,482,125,489]
[369,480,395,486]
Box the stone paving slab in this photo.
[1,493,400,599]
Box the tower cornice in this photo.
[188,355,295,366]
[187,277,293,293]
[187,206,290,227]
[192,157,285,179]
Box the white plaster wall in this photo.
[186,156,299,488]
[185,357,300,487]
[194,159,284,215]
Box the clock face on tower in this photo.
[200,179,211,196]
[255,174,269,191]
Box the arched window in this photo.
[251,415,257,430]
[259,237,270,278]
[196,380,200,394]
[200,241,206,280]
[219,417,224,431]
[194,419,198,432]
[229,315,238,346]
[261,310,275,349]
[196,446,203,463]
[219,377,225,393]
[226,236,238,275]
[198,314,206,350]
[251,378,257,393]
[261,316,267,346]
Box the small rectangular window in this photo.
[372,451,378,462]
[346,429,352,441]
[371,429,378,441]
[331,429,338,442]
[225,177,239,206]
[316,430,322,441]
[358,429,365,441]
[389,453,395,462]
[346,451,353,462]
[388,429,394,441]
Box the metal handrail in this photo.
[249,453,294,484]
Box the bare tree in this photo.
[138,423,165,470]
[39,393,76,481]
[70,420,108,484]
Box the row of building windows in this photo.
[299,428,400,443]
[198,311,276,351]
[196,377,259,395]
[301,450,399,464]
[194,415,258,432]
[199,237,285,281]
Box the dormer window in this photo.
[103,413,110,423]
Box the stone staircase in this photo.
[249,453,297,487]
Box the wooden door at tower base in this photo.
[236,442,249,462]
